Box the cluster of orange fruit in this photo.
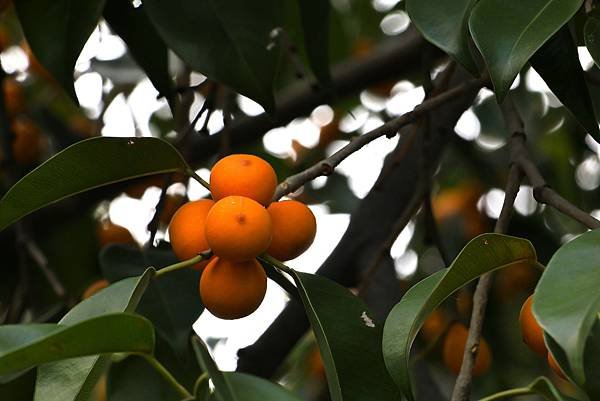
[168,154,317,320]
[519,294,566,379]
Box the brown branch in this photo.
[273,75,488,200]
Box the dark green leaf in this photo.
[289,271,401,401]
[530,26,599,140]
[297,0,332,88]
[222,372,304,401]
[194,375,211,401]
[14,0,106,101]
[100,245,203,356]
[406,0,478,74]
[103,0,175,107]
[469,0,582,101]
[192,337,238,401]
[534,229,600,385]
[0,137,188,231]
[382,234,536,401]
[0,314,154,375]
[0,369,35,401]
[143,0,282,112]
[34,269,153,401]
[585,14,600,71]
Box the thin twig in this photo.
[273,75,488,200]
[146,174,173,248]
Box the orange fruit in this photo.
[3,78,26,117]
[97,220,135,246]
[547,352,567,380]
[442,323,492,376]
[199,257,267,319]
[266,200,316,261]
[10,117,45,165]
[82,279,109,300]
[495,262,538,302]
[307,345,326,379]
[205,196,272,262]
[168,199,214,270]
[420,309,447,342]
[519,294,547,356]
[456,288,473,318]
[209,154,278,206]
[68,114,96,137]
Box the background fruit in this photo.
[199,257,267,319]
[519,294,547,356]
[442,323,492,376]
[205,195,272,262]
[420,309,448,342]
[209,154,278,206]
[267,200,316,261]
[547,352,567,380]
[3,78,26,117]
[159,194,186,227]
[82,279,109,300]
[10,117,46,165]
[97,220,135,246]
[168,199,214,270]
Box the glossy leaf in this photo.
[194,376,211,401]
[530,26,599,139]
[297,0,332,88]
[0,137,188,231]
[100,245,202,356]
[480,377,568,401]
[0,314,154,375]
[406,0,478,74]
[103,0,175,107]
[585,14,600,69]
[382,234,536,401]
[222,372,305,401]
[192,337,238,401]
[289,271,401,401]
[469,0,582,101]
[143,0,282,112]
[34,269,154,401]
[14,0,106,101]
[533,229,600,385]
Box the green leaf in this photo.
[192,337,238,401]
[469,0,582,101]
[406,0,478,74]
[297,0,332,88]
[0,137,188,231]
[533,229,600,385]
[0,314,154,375]
[103,0,175,108]
[34,269,154,401]
[530,26,600,140]
[289,271,401,401]
[222,372,304,401]
[143,0,282,112]
[100,245,203,356]
[14,0,106,101]
[382,234,537,401]
[479,377,569,401]
[194,376,211,401]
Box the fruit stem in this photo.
[193,372,209,395]
[259,253,294,274]
[156,252,212,277]
[478,387,534,401]
[140,354,192,399]
[186,168,210,190]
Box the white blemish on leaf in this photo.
[361,311,375,328]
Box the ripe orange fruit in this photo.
[420,309,448,342]
[495,262,538,302]
[11,117,46,165]
[519,294,547,356]
[199,257,267,319]
[442,323,492,376]
[547,352,567,380]
[168,199,214,270]
[82,279,109,300]
[266,200,316,261]
[3,78,26,117]
[209,154,278,206]
[97,220,135,246]
[205,196,272,262]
